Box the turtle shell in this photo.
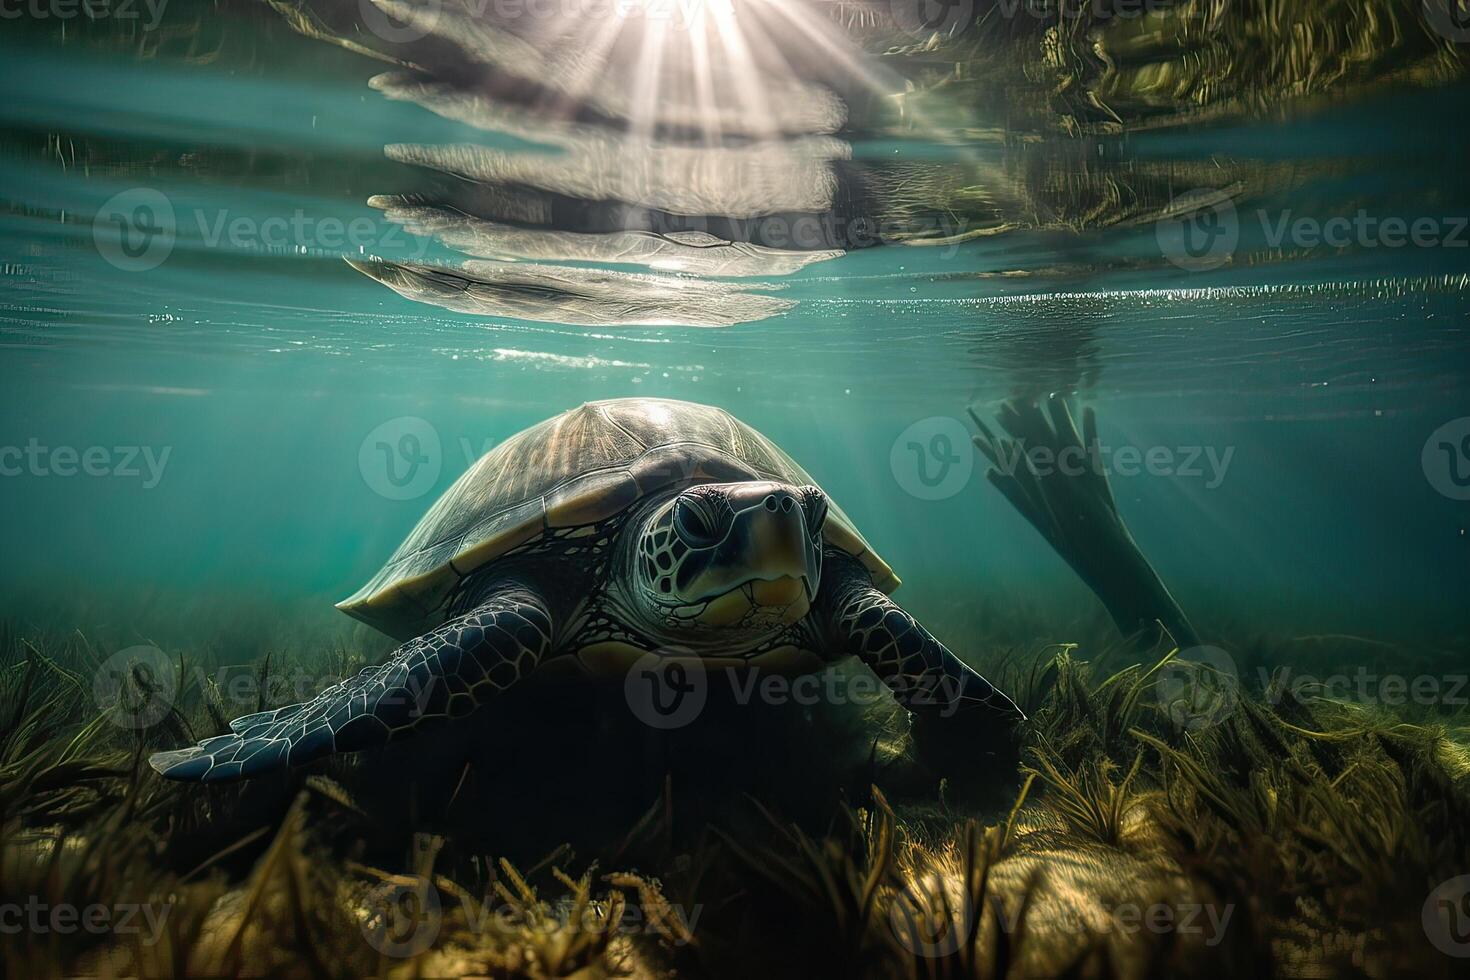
[340,398,899,639]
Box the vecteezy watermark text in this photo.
[987,440,1234,489]
[93,188,429,272]
[360,873,700,958]
[0,898,172,942]
[889,416,1235,501]
[1158,192,1470,271]
[887,0,1174,42]
[624,655,974,729]
[0,0,168,29]
[0,440,171,488]
[632,209,972,256]
[890,888,1235,958]
[1152,644,1470,733]
[1262,667,1469,708]
[1258,210,1469,251]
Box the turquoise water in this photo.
[2,4,1468,649]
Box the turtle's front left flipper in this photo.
[815,552,1024,726]
[149,584,552,783]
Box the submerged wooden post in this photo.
[968,396,1200,651]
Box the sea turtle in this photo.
[150,397,1022,782]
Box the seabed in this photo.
[3,610,1467,980]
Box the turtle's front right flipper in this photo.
[149,585,552,783]
[815,552,1024,724]
[814,553,1024,775]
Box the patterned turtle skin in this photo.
[151,398,1022,782]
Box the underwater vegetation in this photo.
[886,0,1467,132]
[4,611,1468,978]
[4,1,1469,977]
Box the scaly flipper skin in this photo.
[149,584,552,782]
[815,552,1024,723]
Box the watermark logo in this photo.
[93,645,178,730]
[1157,189,1238,272]
[1422,417,1470,501]
[1424,0,1470,43]
[888,879,972,957]
[891,417,973,501]
[359,0,438,42]
[890,0,973,41]
[94,188,175,272]
[360,874,442,958]
[359,417,442,500]
[624,650,707,729]
[1155,645,1239,731]
[1424,875,1470,957]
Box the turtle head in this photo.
[634,481,827,631]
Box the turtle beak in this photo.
[744,507,817,598]
[733,487,819,618]
[749,576,809,607]
[682,483,820,627]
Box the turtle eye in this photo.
[673,495,722,548]
[799,486,828,538]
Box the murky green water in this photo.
[2,1,1468,648]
